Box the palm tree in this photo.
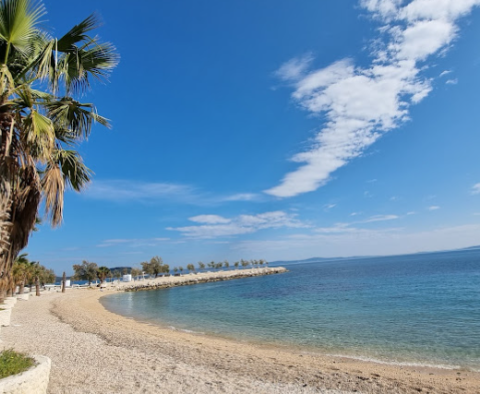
[0,0,118,299]
[72,260,98,286]
[130,267,142,280]
[112,270,121,282]
[97,266,110,284]
[197,261,205,271]
[29,261,41,296]
[11,252,29,294]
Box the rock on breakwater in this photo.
[120,267,288,292]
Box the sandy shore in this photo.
[2,287,479,394]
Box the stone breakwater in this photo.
[120,267,288,292]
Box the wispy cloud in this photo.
[265,0,480,197]
[362,214,399,223]
[324,203,337,211]
[471,183,480,195]
[274,53,314,81]
[233,224,480,259]
[85,180,264,206]
[189,215,231,224]
[439,70,452,77]
[168,211,309,239]
[85,180,197,203]
[97,238,170,248]
[428,205,440,211]
[220,193,262,202]
[314,214,399,234]
[446,78,458,85]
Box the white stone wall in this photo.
[0,308,11,326]
[0,356,51,394]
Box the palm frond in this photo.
[41,163,64,226]
[56,13,99,52]
[57,40,118,93]
[46,97,110,138]
[51,148,91,191]
[0,0,45,57]
[21,109,55,159]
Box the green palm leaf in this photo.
[0,0,45,57]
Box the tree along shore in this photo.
[117,267,288,292]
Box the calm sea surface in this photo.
[101,249,480,369]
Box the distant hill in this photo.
[270,256,358,265]
[109,266,132,273]
[457,245,480,251]
[269,245,480,266]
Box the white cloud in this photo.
[85,180,197,203]
[362,214,399,223]
[97,238,170,248]
[168,211,308,239]
[189,215,231,224]
[471,183,480,194]
[313,215,398,234]
[324,203,337,211]
[446,78,458,85]
[265,0,480,197]
[85,180,264,206]
[221,193,261,202]
[407,211,417,215]
[428,205,440,211]
[439,70,452,77]
[233,224,480,259]
[275,53,314,81]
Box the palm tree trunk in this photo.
[61,271,66,293]
[35,275,40,296]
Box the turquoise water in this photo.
[101,249,480,370]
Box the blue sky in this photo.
[27,0,480,274]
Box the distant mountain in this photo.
[270,245,480,266]
[270,256,358,265]
[457,245,480,251]
[109,266,132,273]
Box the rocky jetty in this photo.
[120,267,288,292]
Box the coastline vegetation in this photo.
[69,256,270,285]
[8,253,54,296]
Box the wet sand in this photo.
[2,286,479,393]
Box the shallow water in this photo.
[101,249,480,369]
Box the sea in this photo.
[100,248,480,370]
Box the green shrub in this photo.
[0,349,35,379]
